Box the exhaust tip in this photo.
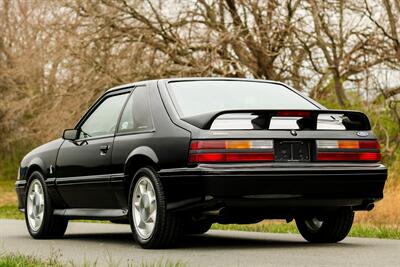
[366,203,375,211]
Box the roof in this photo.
[105,76,325,112]
[105,77,287,92]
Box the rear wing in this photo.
[181,109,371,130]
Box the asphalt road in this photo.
[1,219,399,267]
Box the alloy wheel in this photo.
[26,179,45,232]
[132,176,157,239]
[304,217,324,232]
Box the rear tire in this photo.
[128,166,183,248]
[25,171,68,239]
[295,209,354,243]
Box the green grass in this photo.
[349,224,400,239]
[212,222,299,234]
[0,153,24,182]
[0,205,24,219]
[212,222,400,239]
[0,253,187,267]
[0,180,14,192]
[0,253,62,267]
[0,179,23,219]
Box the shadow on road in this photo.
[62,231,361,250]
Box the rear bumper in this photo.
[158,163,387,211]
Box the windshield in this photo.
[167,80,318,117]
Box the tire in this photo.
[295,209,354,243]
[128,166,183,249]
[25,171,68,239]
[185,221,212,235]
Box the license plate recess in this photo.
[274,140,311,161]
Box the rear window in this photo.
[211,114,346,130]
[167,80,318,117]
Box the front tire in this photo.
[128,167,183,248]
[295,209,354,243]
[25,171,68,239]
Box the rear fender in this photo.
[123,146,159,176]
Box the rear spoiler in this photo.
[181,109,371,130]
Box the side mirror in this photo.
[62,129,79,140]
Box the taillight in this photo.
[189,140,274,163]
[316,140,381,162]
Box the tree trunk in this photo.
[333,72,348,107]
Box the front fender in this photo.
[19,138,63,181]
[21,157,47,181]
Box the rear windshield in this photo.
[167,80,318,117]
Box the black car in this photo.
[16,78,387,248]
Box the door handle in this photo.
[100,145,110,155]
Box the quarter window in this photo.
[79,93,128,139]
[118,86,154,133]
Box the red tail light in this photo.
[317,152,381,161]
[316,140,381,162]
[189,152,274,163]
[189,140,274,163]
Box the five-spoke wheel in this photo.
[25,171,68,239]
[26,179,45,232]
[128,167,183,248]
[132,176,157,239]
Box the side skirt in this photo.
[53,208,128,220]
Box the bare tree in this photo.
[297,0,385,107]
[0,0,399,165]
[363,0,400,100]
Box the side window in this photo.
[118,86,154,133]
[79,93,128,139]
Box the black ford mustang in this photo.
[16,78,387,248]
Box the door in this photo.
[55,92,129,208]
[110,85,156,208]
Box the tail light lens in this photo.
[190,139,381,163]
[316,140,381,162]
[189,140,274,163]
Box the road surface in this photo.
[0,219,399,266]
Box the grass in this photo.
[0,205,23,220]
[0,180,16,206]
[0,179,22,219]
[212,221,400,239]
[212,221,299,234]
[0,149,27,182]
[0,253,62,267]
[0,180,22,219]
[349,224,400,239]
[0,253,187,267]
